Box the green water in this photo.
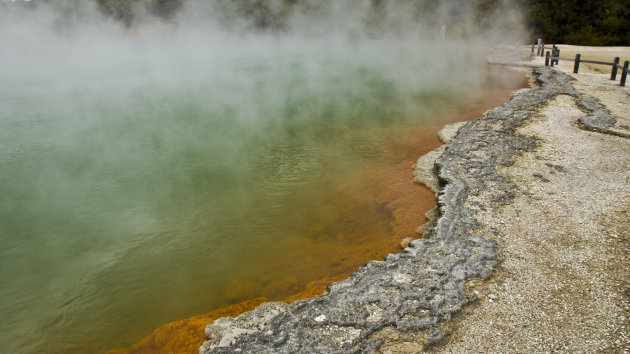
[0,35,503,353]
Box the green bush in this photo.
[524,0,630,45]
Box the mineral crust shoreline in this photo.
[200,65,629,352]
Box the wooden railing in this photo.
[530,39,629,87]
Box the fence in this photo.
[530,39,629,87]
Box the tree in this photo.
[523,0,630,45]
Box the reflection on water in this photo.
[0,36,525,353]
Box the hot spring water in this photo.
[0,32,524,352]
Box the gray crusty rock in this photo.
[575,92,630,138]
[199,67,607,353]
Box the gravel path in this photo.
[429,53,630,353]
[432,92,629,353]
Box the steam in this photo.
[0,0,526,93]
[0,1,524,353]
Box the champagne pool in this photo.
[0,33,526,353]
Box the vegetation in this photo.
[522,0,630,46]
[4,0,628,45]
[96,0,183,25]
[97,0,630,45]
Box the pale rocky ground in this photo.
[539,45,630,138]
[425,52,630,352]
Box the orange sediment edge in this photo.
[108,67,529,354]
[105,297,269,354]
[106,274,349,354]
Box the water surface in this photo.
[0,35,522,353]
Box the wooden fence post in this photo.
[611,57,620,80]
[555,48,560,65]
[573,54,581,73]
[545,51,550,66]
[620,61,629,87]
[540,43,545,57]
[550,47,559,66]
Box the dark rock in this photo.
[545,163,567,173]
[533,173,550,182]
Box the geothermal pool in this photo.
[0,33,525,353]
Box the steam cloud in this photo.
[0,1,524,353]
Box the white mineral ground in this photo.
[416,46,630,352]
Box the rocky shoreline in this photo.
[200,65,629,352]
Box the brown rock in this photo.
[400,237,413,249]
